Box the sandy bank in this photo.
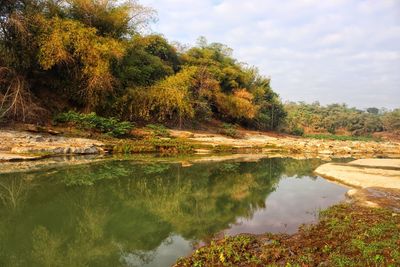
[314,159,400,189]
[315,159,400,209]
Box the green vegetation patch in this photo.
[112,138,195,154]
[218,123,243,139]
[175,204,400,267]
[54,111,133,137]
[145,124,171,137]
[177,235,262,267]
[304,134,380,142]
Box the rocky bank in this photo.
[173,130,400,157]
[1,129,400,162]
[0,130,104,161]
[315,159,400,210]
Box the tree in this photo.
[38,17,125,110]
[0,0,155,120]
[382,109,400,131]
[66,0,156,38]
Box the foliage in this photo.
[146,124,170,137]
[67,0,156,38]
[283,102,399,136]
[179,38,286,129]
[116,67,196,124]
[114,35,178,88]
[0,1,286,129]
[305,133,380,142]
[382,109,400,132]
[290,127,304,136]
[38,17,125,110]
[0,0,154,119]
[112,138,194,154]
[218,123,241,138]
[54,111,133,137]
[215,90,258,120]
[177,235,262,267]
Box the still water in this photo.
[0,157,347,267]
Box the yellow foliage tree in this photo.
[215,89,258,120]
[117,67,196,124]
[38,17,125,110]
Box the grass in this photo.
[304,133,380,142]
[145,124,171,138]
[112,138,195,154]
[174,204,400,267]
[176,235,262,267]
[218,123,243,139]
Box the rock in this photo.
[47,129,61,135]
[0,152,42,161]
[349,159,400,168]
[24,124,41,133]
[319,150,334,155]
[0,130,105,161]
[83,146,100,154]
[314,159,400,189]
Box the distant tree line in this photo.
[0,0,285,130]
[283,102,400,136]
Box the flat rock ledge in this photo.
[184,131,400,157]
[0,130,104,161]
[347,187,400,212]
[314,159,400,189]
[315,159,400,210]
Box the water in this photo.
[0,157,347,267]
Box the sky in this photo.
[140,0,400,109]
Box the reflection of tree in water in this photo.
[0,173,36,209]
[279,158,323,178]
[0,158,320,266]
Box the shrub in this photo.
[54,111,133,137]
[219,123,242,138]
[215,91,258,120]
[291,127,304,136]
[146,124,170,137]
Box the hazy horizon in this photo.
[141,0,400,109]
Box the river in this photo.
[0,156,348,267]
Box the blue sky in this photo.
[140,0,400,109]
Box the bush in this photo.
[54,111,133,137]
[116,67,196,124]
[291,127,304,136]
[219,123,241,138]
[146,124,170,137]
[304,134,379,142]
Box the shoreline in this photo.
[1,129,399,266]
[1,128,399,162]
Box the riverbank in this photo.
[1,129,399,266]
[1,127,399,162]
[315,158,400,211]
[174,158,400,266]
[315,159,400,189]
[174,203,400,267]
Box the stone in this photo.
[314,159,400,189]
[0,130,105,161]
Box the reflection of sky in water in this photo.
[225,176,348,235]
[120,235,192,267]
